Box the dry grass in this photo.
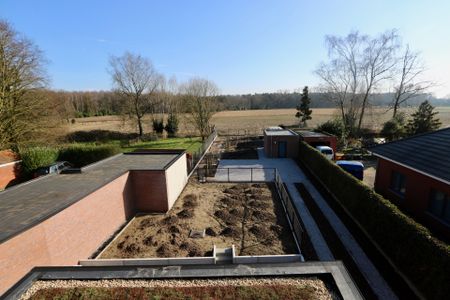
[98,181,297,258]
[67,107,450,136]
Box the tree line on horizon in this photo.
[40,89,449,119]
[1,17,447,150]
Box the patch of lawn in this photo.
[122,137,203,154]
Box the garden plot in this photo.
[99,181,297,258]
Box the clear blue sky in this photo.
[1,0,449,96]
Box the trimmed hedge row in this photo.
[19,147,59,175]
[298,141,450,299]
[20,144,121,173]
[58,144,121,168]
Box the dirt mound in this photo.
[143,236,154,246]
[270,224,283,235]
[177,209,194,219]
[251,210,275,222]
[248,199,270,209]
[169,225,181,234]
[139,218,153,229]
[249,225,271,238]
[183,194,198,208]
[186,243,203,257]
[124,243,140,255]
[156,244,174,257]
[214,210,238,225]
[229,208,244,218]
[205,227,217,236]
[160,215,178,225]
[220,226,240,238]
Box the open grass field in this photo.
[67,107,450,135]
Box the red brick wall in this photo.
[0,172,133,294]
[0,161,21,189]
[130,170,168,212]
[375,158,450,240]
[264,135,299,158]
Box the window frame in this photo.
[389,170,407,197]
[428,189,450,225]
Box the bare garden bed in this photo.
[98,181,297,258]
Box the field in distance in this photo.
[67,107,450,135]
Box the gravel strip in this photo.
[21,277,332,300]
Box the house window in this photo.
[428,189,450,224]
[390,171,406,196]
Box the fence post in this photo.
[251,168,253,182]
[227,168,230,183]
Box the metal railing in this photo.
[274,170,303,249]
[188,129,218,175]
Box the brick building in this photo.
[263,127,299,158]
[0,151,188,294]
[371,128,450,240]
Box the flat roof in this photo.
[264,128,297,136]
[0,152,181,243]
[297,131,332,138]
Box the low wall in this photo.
[0,161,21,189]
[79,257,215,266]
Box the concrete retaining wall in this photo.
[80,257,215,266]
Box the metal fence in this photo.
[274,170,303,248]
[188,129,218,175]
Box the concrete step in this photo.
[215,247,233,264]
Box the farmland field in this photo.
[67,107,450,135]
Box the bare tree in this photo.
[390,45,433,117]
[109,52,162,136]
[180,78,218,140]
[315,31,365,133]
[0,20,60,149]
[315,30,400,134]
[358,30,399,131]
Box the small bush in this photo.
[315,118,346,138]
[165,113,179,137]
[298,141,450,299]
[19,146,59,175]
[152,119,164,134]
[58,144,121,168]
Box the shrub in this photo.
[152,119,164,134]
[165,113,179,137]
[315,118,346,138]
[381,113,406,141]
[65,130,138,143]
[58,144,121,168]
[298,141,450,299]
[19,146,59,175]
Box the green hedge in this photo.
[19,147,59,175]
[58,144,121,168]
[298,141,450,299]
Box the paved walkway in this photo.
[215,148,397,299]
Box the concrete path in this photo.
[215,148,397,299]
